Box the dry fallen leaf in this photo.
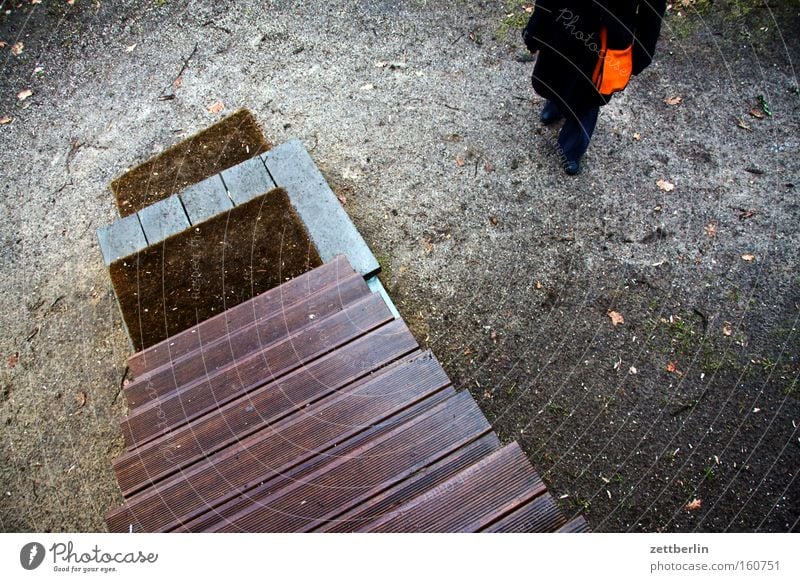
[736,117,752,131]
[608,310,624,326]
[0,116,12,125]
[7,352,19,369]
[656,179,675,192]
[489,216,498,226]
[125,43,137,53]
[421,237,434,254]
[685,498,702,511]
[67,0,75,5]
[722,322,733,336]
[11,42,23,56]
[484,161,495,172]
[17,89,32,101]
[704,222,717,238]
[633,132,641,141]
[738,208,756,221]
[0,42,6,49]
[666,361,683,376]
[490,331,498,342]
[32,0,42,4]
[748,107,766,119]
[629,366,638,375]
[741,254,755,262]
[455,155,465,167]
[207,101,225,114]
[665,95,683,106]
[76,391,87,409]
[173,75,182,89]
[336,193,347,205]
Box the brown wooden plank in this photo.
[113,323,419,496]
[481,493,567,533]
[126,255,353,376]
[357,443,545,533]
[178,380,456,532]
[124,271,369,408]
[557,515,591,532]
[318,432,501,532]
[119,293,392,448]
[105,352,451,532]
[207,391,491,532]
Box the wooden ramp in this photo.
[106,256,587,533]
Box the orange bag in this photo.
[592,27,633,96]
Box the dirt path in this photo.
[0,0,797,532]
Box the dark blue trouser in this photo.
[547,101,600,163]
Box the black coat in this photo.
[523,0,667,112]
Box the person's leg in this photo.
[539,100,563,125]
[557,105,600,174]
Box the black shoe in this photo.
[539,101,563,125]
[563,159,580,175]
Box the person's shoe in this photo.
[563,159,580,175]
[539,101,563,125]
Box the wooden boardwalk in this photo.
[106,256,588,533]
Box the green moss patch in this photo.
[110,187,322,351]
[111,109,271,216]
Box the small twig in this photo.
[442,103,463,112]
[202,20,232,34]
[450,33,465,45]
[51,180,73,196]
[113,366,130,405]
[66,139,83,173]
[28,298,45,312]
[46,295,65,313]
[159,42,198,100]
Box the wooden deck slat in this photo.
[207,391,490,532]
[119,293,392,448]
[124,272,369,408]
[126,255,353,376]
[105,352,451,532]
[177,381,456,532]
[481,493,567,533]
[317,432,501,532]
[113,324,419,496]
[356,443,545,533]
